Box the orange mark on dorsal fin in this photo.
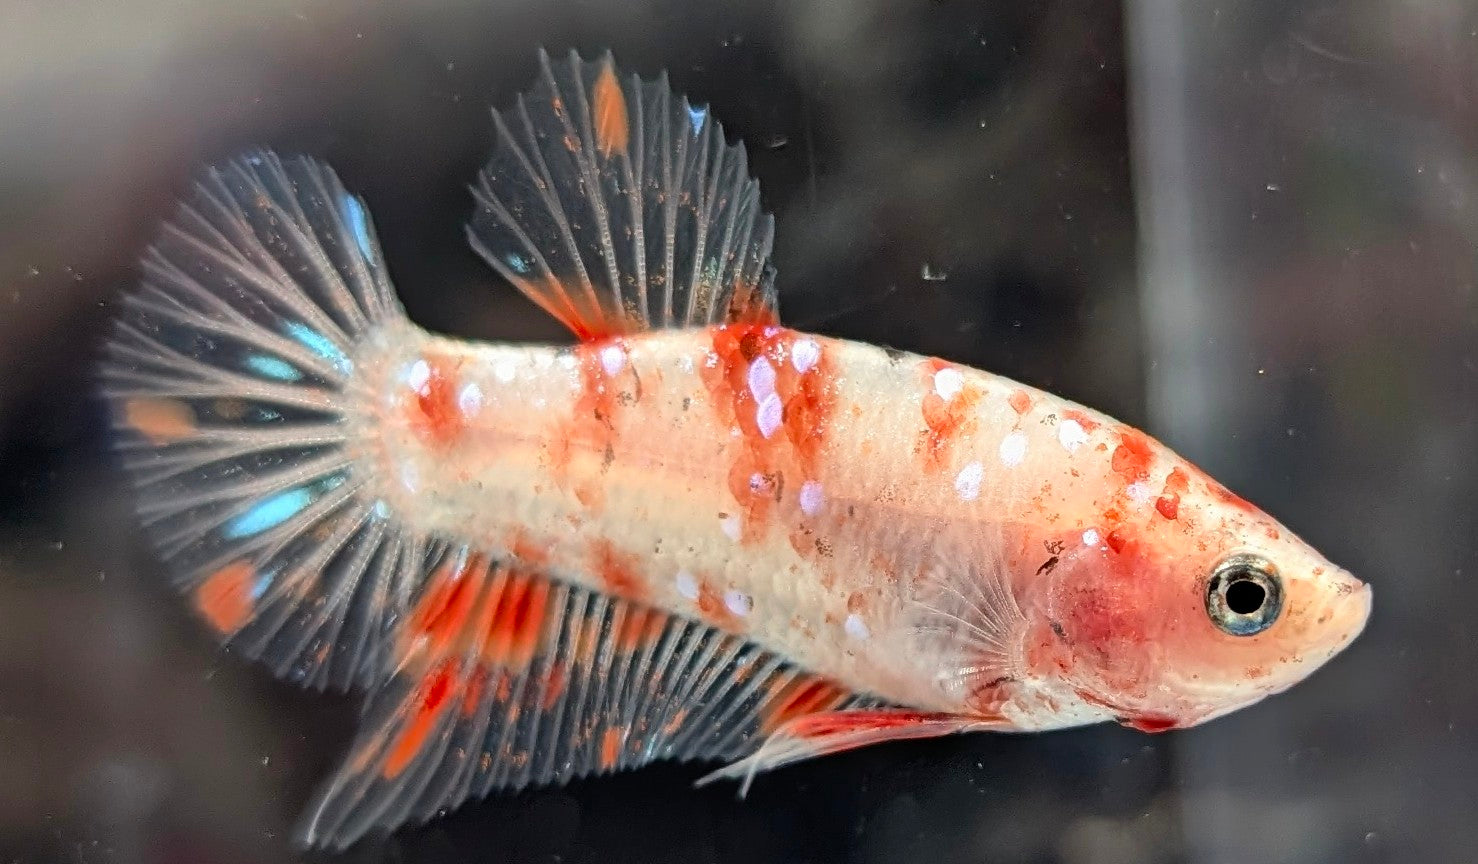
[195,560,254,634]
[383,659,457,778]
[592,62,630,157]
[123,397,196,444]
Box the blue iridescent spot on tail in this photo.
[687,104,706,136]
[245,353,302,382]
[285,321,352,374]
[341,194,375,265]
[223,473,347,539]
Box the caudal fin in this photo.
[101,151,425,691]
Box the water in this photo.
[0,2,1473,862]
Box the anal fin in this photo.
[297,548,874,850]
[696,709,1008,796]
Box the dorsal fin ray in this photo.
[467,48,778,340]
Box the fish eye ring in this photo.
[1205,553,1283,636]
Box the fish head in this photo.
[1019,454,1371,732]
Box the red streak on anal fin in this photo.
[761,677,847,735]
[383,659,457,778]
[483,572,550,670]
[195,560,255,634]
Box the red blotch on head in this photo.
[384,659,457,778]
[1155,467,1189,520]
[195,560,254,634]
[1062,408,1101,432]
[1105,527,1131,554]
[407,354,465,446]
[1110,429,1154,481]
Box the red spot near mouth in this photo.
[1122,714,1178,734]
[1110,429,1154,481]
[407,354,465,446]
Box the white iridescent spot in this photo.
[458,381,483,416]
[675,569,699,600]
[933,367,964,401]
[724,590,753,617]
[372,499,390,519]
[399,462,419,492]
[720,514,742,541]
[799,480,824,516]
[1082,528,1101,547]
[755,393,783,439]
[677,354,695,374]
[405,359,430,391]
[555,352,577,371]
[954,461,984,501]
[791,338,821,374]
[749,472,771,494]
[600,344,627,376]
[494,359,518,382]
[844,613,870,641]
[1057,418,1088,452]
[998,431,1028,467]
[747,356,776,400]
[1126,481,1153,505]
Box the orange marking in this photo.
[460,667,487,717]
[384,659,457,778]
[616,607,666,653]
[123,397,196,444]
[592,63,630,157]
[600,727,623,769]
[918,359,982,472]
[507,528,551,568]
[696,580,740,631]
[407,353,465,446]
[1155,467,1189,521]
[483,572,549,670]
[702,326,838,541]
[1110,429,1154,482]
[540,663,567,711]
[762,677,846,735]
[1062,408,1100,432]
[407,554,483,656]
[1008,389,1032,416]
[591,539,645,598]
[194,560,254,634]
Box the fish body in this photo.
[101,50,1370,849]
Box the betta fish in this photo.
[100,49,1371,849]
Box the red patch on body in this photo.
[590,539,645,598]
[1061,408,1100,432]
[383,659,457,778]
[918,359,982,471]
[1008,389,1032,416]
[702,325,837,541]
[1105,527,1131,554]
[1110,429,1154,481]
[1155,467,1189,520]
[195,560,254,634]
[407,354,465,446]
[1121,714,1178,734]
[696,580,742,631]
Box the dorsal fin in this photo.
[467,49,778,340]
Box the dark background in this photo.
[1,1,1474,862]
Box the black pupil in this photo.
[1225,577,1267,615]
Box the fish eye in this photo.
[1205,554,1283,636]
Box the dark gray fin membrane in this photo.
[467,48,778,340]
[296,551,877,850]
[100,151,422,692]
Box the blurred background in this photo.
[0,0,1474,862]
